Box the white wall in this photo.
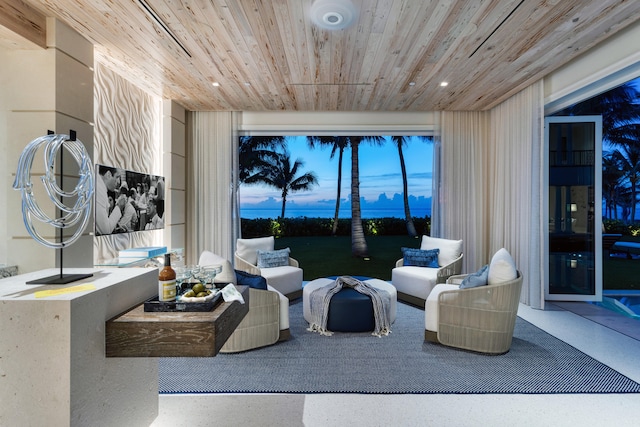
[544,19,640,114]
[0,18,94,273]
[240,111,437,135]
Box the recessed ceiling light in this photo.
[440,81,449,87]
[212,82,220,87]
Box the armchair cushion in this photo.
[236,236,274,265]
[234,269,268,290]
[488,248,517,285]
[402,247,439,267]
[198,250,236,285]
[257,248,291,268]
[420,236,463,266]
[459,264,489,289]
[260,265,303,297]
[425,283,459,331]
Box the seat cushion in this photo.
[236,236,275,265]
[260,265,303,296]
[420,236,462,266]
[391,265,439,301]
[267,285,289,330]
[425,283,459,332]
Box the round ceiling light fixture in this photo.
[310,0,357,30]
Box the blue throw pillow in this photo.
[459,264,489,289]
[257,248,290,268]
[234,269,268,290]
[402,247,439,268]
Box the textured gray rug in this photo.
[159,299,640,394]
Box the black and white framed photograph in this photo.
[94,164,165,236]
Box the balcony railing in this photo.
[550,150,595,167]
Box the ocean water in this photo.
[240,207,431,219]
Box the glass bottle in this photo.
[158,253,177,301]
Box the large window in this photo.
[239,135,433,222]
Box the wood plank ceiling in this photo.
[13,0,640,111]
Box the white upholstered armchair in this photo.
[391,236,463,306]
[234,236,304,300]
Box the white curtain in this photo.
[434,81,544,309]
[433,110,490,272]
[186,111,241,264]
[489,81,544,308]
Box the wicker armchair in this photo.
[199,251,290,353]
[425,270,523,355]
[391,236,463,306]
[234,236,303,300]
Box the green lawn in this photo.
[275,235,420,281]
[276,234,640,289]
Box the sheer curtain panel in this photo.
[435,81,544,309]
[186,111,241,264]
[435,111,490,272]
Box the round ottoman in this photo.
[303,277,397,332]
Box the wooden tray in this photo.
[143,292,222,312]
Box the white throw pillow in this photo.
[420,235,463,266]
[487,248,517,285]
[236,236,275,265]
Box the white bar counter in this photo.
[0,268,158,427]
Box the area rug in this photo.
[159,299,640,394]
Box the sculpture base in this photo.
[26,273,93,285]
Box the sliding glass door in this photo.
[545,116,602,301]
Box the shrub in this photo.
[241,216,431,237]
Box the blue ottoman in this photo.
[303,277,397,332]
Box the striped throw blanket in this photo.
[307,276,392,337]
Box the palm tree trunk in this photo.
[397,143,417,237]
[332,148,344,235]
[632,178,637,222]
[281,193,287,218]
[351,141,368,257]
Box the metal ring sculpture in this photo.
[13,133,94,249]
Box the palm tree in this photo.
[611,142,640,222]
[349,136,385,257]
[558,82,640,142]
[238,136,286,183]
[602,152,625,219]
[389,135,433,237]
[307,136,350,235]
[246,150,318,218]
[557,82,640,223]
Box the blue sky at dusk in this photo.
[240,136,434,217]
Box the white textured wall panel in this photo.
[93,62,162,261]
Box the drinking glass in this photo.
[196,265,222,290]
[175,265,198,294]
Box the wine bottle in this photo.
[158,253,177,301]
